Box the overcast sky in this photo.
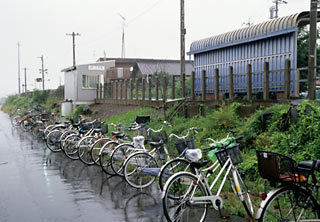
[0,0,310,98]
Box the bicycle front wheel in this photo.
[90,138,111,166]
[124,152,158,189]
[162,172,208,222]
[99,141,119,175]
[111,144,136,177]
[78,136,97,165]
[46,130,63,152]
[159,158,195,192]
[259,185,320,222]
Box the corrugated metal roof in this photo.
[136,61,194,76]
[189,11,313,55]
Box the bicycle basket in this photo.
[175,137,195,155]
[214,145,242,166]
[148,130,168,143]
[101,123,108,134]
[207,137,237,163]
[256,150,307,183]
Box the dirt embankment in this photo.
[89,103,137,120]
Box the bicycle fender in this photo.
[255,185,291,220]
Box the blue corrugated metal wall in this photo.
[193,32,298,96]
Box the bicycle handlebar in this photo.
[147,121,171,134]
[203,136,243,152]
[169,127,198,140]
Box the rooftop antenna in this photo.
[118,13,126,58]
[242,18,253,27]
[272,0,288,18]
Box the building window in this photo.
[82,75,99,89]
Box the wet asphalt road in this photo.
[0,111,246,222]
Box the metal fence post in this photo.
[264,61,270,100]
[247,64,252,101]
[130,79,133,100]
[172,75,175,100]
[182,73,186,98]
[215,68,219,100]
[191,71,195,100]
[96,83,99,99]
[284,59,291,99]
[142,78,145,100]
[229,66,234,99]
[202,70,206,101]
[156,77,159,101]
[148,77,152,101]
[163,76,167,102]
[135,78,139,101]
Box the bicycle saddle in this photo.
[112,132,125,139]
[190,160,210,169]
[149,140,164,148]
[298,160,320,172]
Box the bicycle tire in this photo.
[60,130,76,151]
[123,152,158,189]
[63,134,80,160]
[46,130,63,152]
[90,138,111,166]
[78,136,97,165]
[258,185,320,222]
[162,172,208,222]
[111,143,136,177]
[99,141,119,175]
[159,158,195,192]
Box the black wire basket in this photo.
[175,137,195,155]
[256,150,308,183]
[214,145,243,166]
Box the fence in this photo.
[96,59,304,105]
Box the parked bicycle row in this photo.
[10,106,320,222]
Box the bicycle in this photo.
[162,136,254,222]
[158,127,199,191]
[110,121,171,178]
[256,150,320,221]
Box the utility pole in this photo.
[66,32,80,66]
[24,67,28,93]
[38,55,47,90]
[17,42,21,95]
[180,0,186,97]
[308,0,318,100]
[272,0,288,19]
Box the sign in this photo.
[36,78,42,82]
[88,65,105,71]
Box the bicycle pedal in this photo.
[220,215,230,220]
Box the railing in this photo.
[96,59,312,104]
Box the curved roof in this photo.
[189,11,313,55]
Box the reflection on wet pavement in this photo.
[0,111,245,222]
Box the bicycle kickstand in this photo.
[216,199,230,220]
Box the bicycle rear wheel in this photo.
[124,152,158,189]
[259,185,320,222]
[162,172,208,222]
